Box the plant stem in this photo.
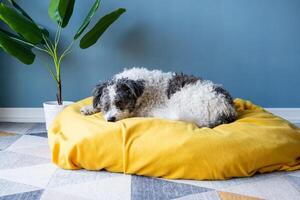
[55,23,62,48]
[56,76,62,105]
[48,23,73,105]
[42,35,54,56]
[53,52,62,105]
[39,58,58,83]
[10,37,50,54]
[58,40,74,64]
[52,47,63,105]
[11,22,65,105]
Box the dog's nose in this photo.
[107,116,116,122]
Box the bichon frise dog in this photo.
[81,68,237,128]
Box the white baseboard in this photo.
[0,107,299,124]
[0,108,44,123]
[265,108,300,124]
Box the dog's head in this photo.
[93,78,145,122]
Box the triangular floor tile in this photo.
[29,132,48,138]
[47,169,122,188]
[288,170,300,178]
[26,123,46,134]
[172,172,282,190]
[0,163,57,188]
[0,122,35,134]
[286,175,300,189]
[8,145,51,159]
[0,133,21,150]
[51,175,131,200]
[0,178,41,197]
[0,189,43,200]
[6,135,48,151]
[0,151,49,170]
[218,191,263,200]
[41,189,90,200]
[131,175,212,200]
[174,190,220,200]
[220,177,300,200]
[0,132,16,137]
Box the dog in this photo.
[80,68,237,128]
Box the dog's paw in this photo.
[80,106,96,115]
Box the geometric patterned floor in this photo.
[0,122,300,200]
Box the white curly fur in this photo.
[114,68,173,118]
[81,67,237,127]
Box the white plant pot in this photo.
[43,101,73,130]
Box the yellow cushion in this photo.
[48,97,300,180]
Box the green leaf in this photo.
[0,29,35,64]
[59,0,75,27]
[0,3,43,44]
[8,0,34,21]
[0,28,29,44]
[48,0,75,28]
[80,8,126,49]
[9,1,49,35]
[7,1,50,43]
[73,0,100,40]
[48,0,62,24]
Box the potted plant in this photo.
[0,0,126,129]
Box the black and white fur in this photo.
[81,68,237,128]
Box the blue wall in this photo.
[1,0,300,107]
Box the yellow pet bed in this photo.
[48,97,300,180]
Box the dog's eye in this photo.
[115,100,122,107]
[115,99,127,110]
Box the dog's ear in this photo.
[92,81,108,109]
[119,79,145,98]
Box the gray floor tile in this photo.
[0,134,22,151]
[0,123,35,134]
[0,179,40,197]
[131,176,212,200]
[0,151,49,169]
[29,132,48,138]
[0,189,43,200]
[25,123,47,134]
